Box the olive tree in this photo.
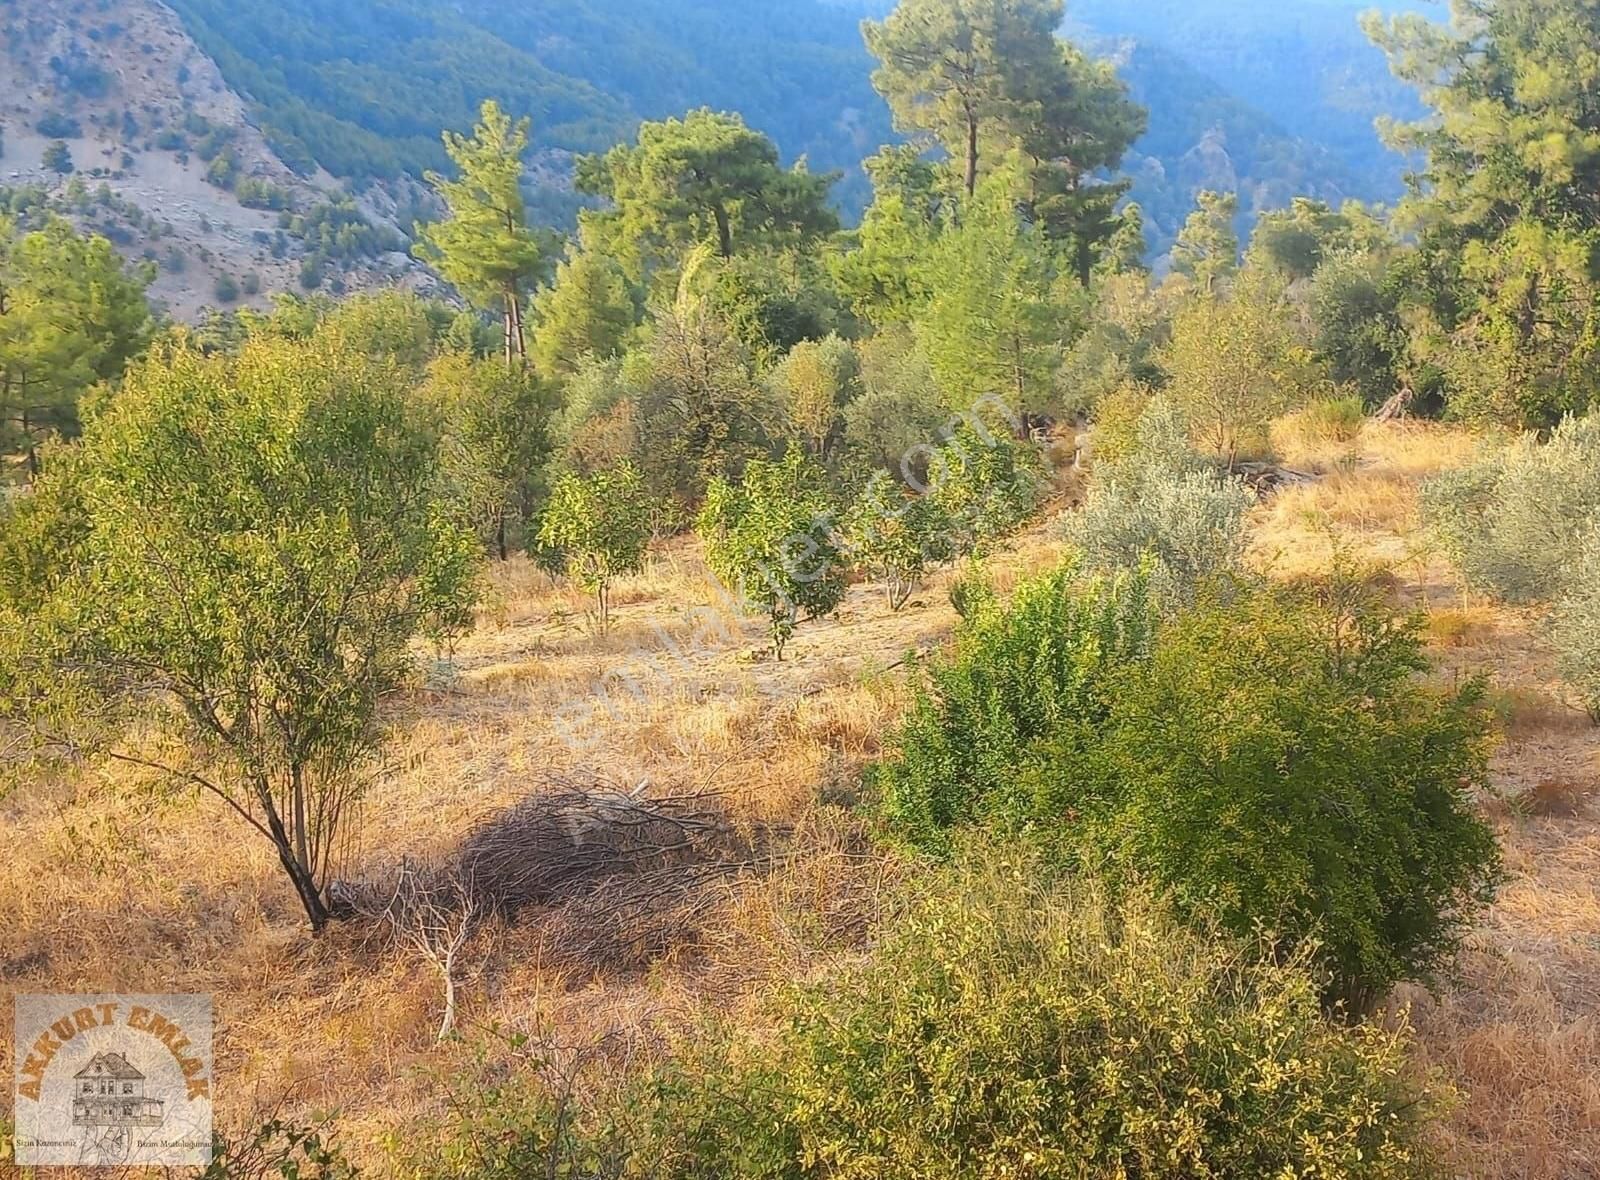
[0,338,481,932]
[537,462,653,632]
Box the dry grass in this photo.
[6,425,1600,1176]
[0,510,1052,1175]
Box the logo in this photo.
[13,994,213,1166]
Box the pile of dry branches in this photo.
[333,775,770,1034]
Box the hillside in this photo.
[4,423,1596,1175]
[0,0,1424,312]
[0,0,430,318]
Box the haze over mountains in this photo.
[1,0,1425,313]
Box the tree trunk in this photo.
[496,515,508,562]
[436,957,457,1042]
[511,289,527,360]
[712,202,734,259]
[263,798,331,933]
[964,105,979,197]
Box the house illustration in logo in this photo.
[71,1052,164,1127]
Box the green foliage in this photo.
[407,845,1441,1179]
[729,847,1440,1179]
[1161,267,1313,466]
[697,449,844,659]
[1421,415,1600,604]
[286,199,404,262]
[1170,189,1238,293]
[841,470,953,610]
[0,217,154,476]
[161,0,892,204]
[1552,525,1600,722]
[839,328,948,478]
[925,414,1044,555]
[915,176,1067,413]
[875,562,1154,851]
[632,303,773,508]
[0,338,481,931]
[1072,584,1502,1009]
[203,1116,360,1180]
[315,290,439,372]
[875,558,1501,1008]
[420,351,558,558]
[1428,224,1600,427]
[414,101,548,362]
[529,237,636,380]
[1310,250,1406,407]
[41,140,74,175]
[1366,0,1600,427]
[576,109,838,281]
[1068,397,1254,600]
[705,249,844,366]
[863,0,1142,237]
[537,462,654,631]
[768,333,859,462]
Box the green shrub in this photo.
[926,416,1043,556]
[537,462,653,632]
[698,449,845,659]
[1063,585,1502,1009]
[1086,380,1152,467]
[1287,392,1366,445]
[739,847,1442,1179]
[1422,414,1600,603]
[840,470,953,610]
[412,848,1443,1180]
[874,561,1154,851]
[1067,397,1254,601]
[876,559,1501,1007]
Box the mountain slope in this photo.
[161,0,893,212]
[0,0,428,317]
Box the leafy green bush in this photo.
[875,559,1501,1007]
[698,449,845,659]
[537,462,653,632]
[409,847,1443,1180]
[1085,380,1152,467]
[926,416,1044,556]
[1422,414,1600,603]
[1067,396,1254,601]
[1068,585,1502,1010]
[874,561,1153,851]
[840,471,952,610]
[732,847,1441,1179]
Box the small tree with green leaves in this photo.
[697,449,844,659]
[927,415,1044,556]
[0,338,480,933]
[537,462,653,633]
[842,470,953,610]
[42,140,73,175]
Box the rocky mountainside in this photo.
[0,0,427,318]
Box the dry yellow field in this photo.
[3,420,1598,1177]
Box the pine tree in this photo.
[0,217,153,479]
[414,101,547,366]
[1171,190,1240,295]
